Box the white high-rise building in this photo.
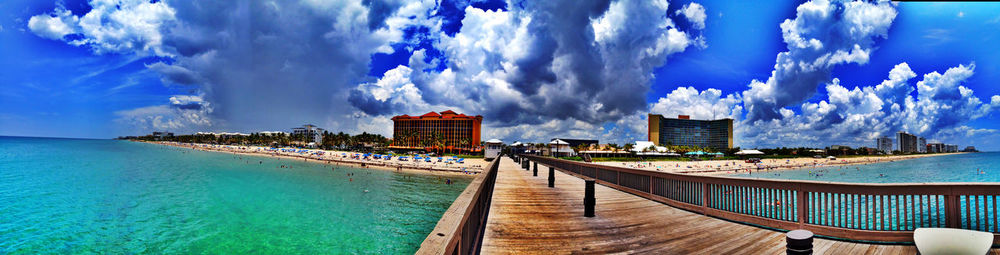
[917,137,927,153]
[876,136,893,154]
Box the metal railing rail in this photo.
[522,155,1000,244]
[417,157,501,255]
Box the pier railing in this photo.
[417,157,500,255]
[522,155,1000,244]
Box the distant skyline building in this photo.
[896,131,918,153]
[927,142,944,153]
[946,144,959,153]
[390,110,483,152]
[550,138,599,148]
[151,131,174,141]
[876,136,893,154]
[292,124,324,144]
[648,114,734,150]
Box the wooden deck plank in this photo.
[480,158,1000,254]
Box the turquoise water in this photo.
[0,136,471,254]
[727,152,1000,183]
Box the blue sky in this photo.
[1,0,999,150]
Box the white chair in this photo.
[914,228,993,255]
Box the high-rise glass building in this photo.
[648,114,733,150]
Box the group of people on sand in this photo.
[159,141,484,175]
[596,154,949,176]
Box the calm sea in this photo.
[727,151,1000,183]
[0,136,471,254]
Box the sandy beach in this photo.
[145,141,488,177]
[593,153,963,175]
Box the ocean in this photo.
[0,136,472,254]
[727,151,1000,183]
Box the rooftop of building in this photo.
[391,110,483,120]
[649,113,733,121]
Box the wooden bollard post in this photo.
[548,167,555,187]
[785,229,813,255]
[533,162,538,176]
[584,180,595,217]
[522,160,528,170]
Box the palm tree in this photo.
[459,138,471,155]
[433,132,445,155]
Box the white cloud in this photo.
[28,0,177,56]
[649,86,742,120]
[676,2,707,30]
[654,62,999,148]
[27,8,78,40]
[742,0,898,121]
[115,94,213,132]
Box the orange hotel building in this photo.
[390,110,483,152]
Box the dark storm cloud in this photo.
[348,0,704,134]
[364,0,403,30]
[156,0,396,130]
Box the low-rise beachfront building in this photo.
[927,142,944,153]
[876,136,893,154]
[484,139,503,160]
[292,124,324,144]
[258,131,288,136]
[896,131,918,153]
[631,141,675,156]
[551,138,599,149]
[548,139,574,157]
[963,146,978,152]
[648,114,733,150]
[151,131,174,141]
[390,110,483,153]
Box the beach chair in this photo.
[913,228,993,255]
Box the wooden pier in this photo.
[479,157,998,254]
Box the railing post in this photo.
[945,194,960,228]
[548,167,555,187]
[702,182,710,214]
[584,180,595,217]
[797,189,808,227]
[533,162,538,177]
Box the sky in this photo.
[1,0,999,150]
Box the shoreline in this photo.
[141,141,485,177]
[591,152,966,176]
